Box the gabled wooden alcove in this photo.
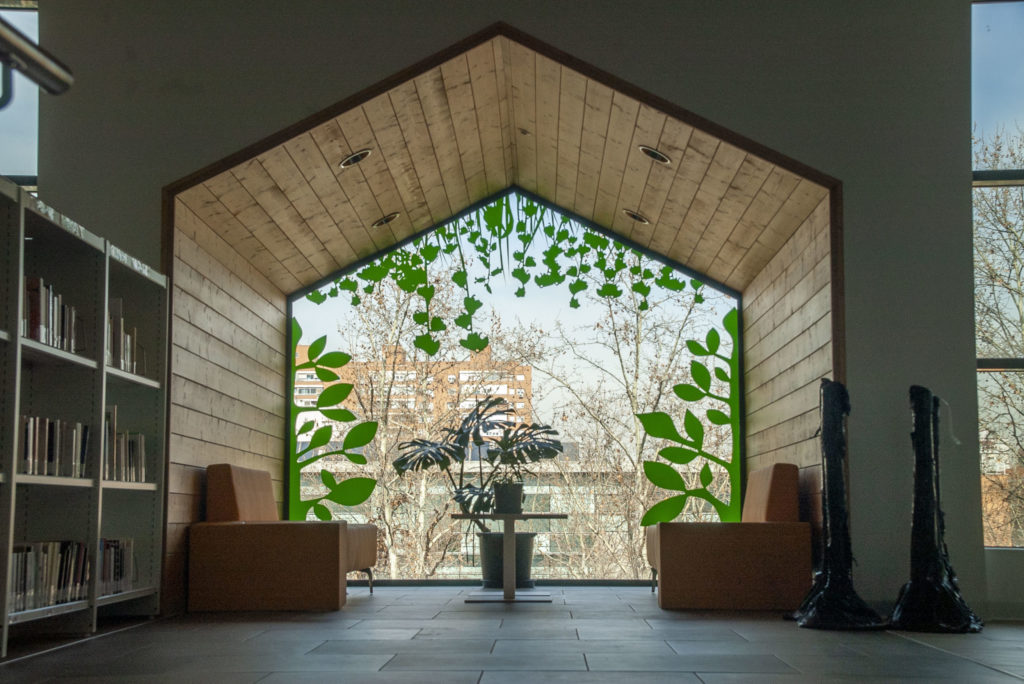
[161,22,842,612]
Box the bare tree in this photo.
[974,127,1024,547]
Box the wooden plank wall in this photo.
[164,194,288,613]
[742,195,832,479]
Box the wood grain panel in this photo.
[440,55,488,202]
[174,199,287,314]
[534,53,561,200]
[466,41,510,194]
[336,104,413,244]
[629,118,694,248]
[280,131,376,261]
[361,92,434,231]
[388,80,453,224]
[232,157,338,278]
[415,67,472,213]
[611,104,666,242]
[697,155,775,278]
[747,408,820,459]
[177,185,300,293]
[573,79,614,219]
[747,340,833,413]
[554,66,587,211]
[508,40,537,193]
[492,37,517,186]
[647,128,719,258]
[171,345,282,417]
[592,92,640,229]
[171,375,282,440]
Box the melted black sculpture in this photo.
[794,378,887,630]
[889,385,983,633]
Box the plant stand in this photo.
[452,513,567,602]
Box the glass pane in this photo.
[974,185,1024,358]
[0,9,38,176]
[979,371,1024,547]
[972,2,1024,171]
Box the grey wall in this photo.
[38,0,987,609]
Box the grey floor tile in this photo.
[311,637,495,654]
[482,672,702,683]
[491,638,676,655]
[586,652,797,673]
[777,653,1015,678]
[384,651,587,670]
[258,674,481,684]
[414,625,580,639]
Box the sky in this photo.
[972,2,1024,140]
[0,9,38,175]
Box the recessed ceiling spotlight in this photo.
[339,148,372,169]
[372,212,400,229]
[623,209,650,224]
[638,145,671,165]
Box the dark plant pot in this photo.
[493,482,524,514]
[477,532,536,588]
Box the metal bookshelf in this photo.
[0,176,168,657]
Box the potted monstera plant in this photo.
[392,396,562,587]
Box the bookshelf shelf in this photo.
[96,586,158,608]
[8,600,91,626]
[0,177,167,657]
[101,480,157,492]
[15,474,93,488]
[20,337,98,370]
[106,366,160,390]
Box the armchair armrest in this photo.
[189,521,348,611]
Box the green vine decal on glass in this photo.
[288,319,378,520]
[637,307,741,524]
[306,193,700,357]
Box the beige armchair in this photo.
[646,462,811,610]
[188,463,378,611]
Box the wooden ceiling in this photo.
[174,29,831,297]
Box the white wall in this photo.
[38,0,990,610]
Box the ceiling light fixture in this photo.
[339,148,372,169]
[622,209,650,224]
[372,212,400,228]
[638,145,671,165]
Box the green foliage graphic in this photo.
[637,307,741,524]
[288,319,378,520]
[306,193,706,357]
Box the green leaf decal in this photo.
[298,420,315,435]
[464,296,483,315]
[321,408,357,422]
[413,311,429,325]
[596,283,622,298]
[460,332,490,352]
[707,409,730,425]
[313,503,333,521]
[316,367,340,382]
[320,470,338,488]
[691,361,712,392]
[714,366,730,383]
[643,460,686,491]
[686,339,709,356]
[326,477,377,506]
[429,316,447,332]
[673,384,705,402]
[700,463,714,488]
[658,446,702,464]
[345,452,368,465]
[640,495,688,526]
[308,425,333,451]
[317,351,351,368]
[636,412,686,444]
[414,333,441,355]
[705,328,721,355]
[308,335,327,361]
[683,410,704,446]
[342,421,378,451]
[318,383,353,407]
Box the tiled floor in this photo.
[2,585,1023,682]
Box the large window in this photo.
[0,7,39,178]
[973,1,1024,546]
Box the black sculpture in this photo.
[794,378,887,630]
[889,385,983,633]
